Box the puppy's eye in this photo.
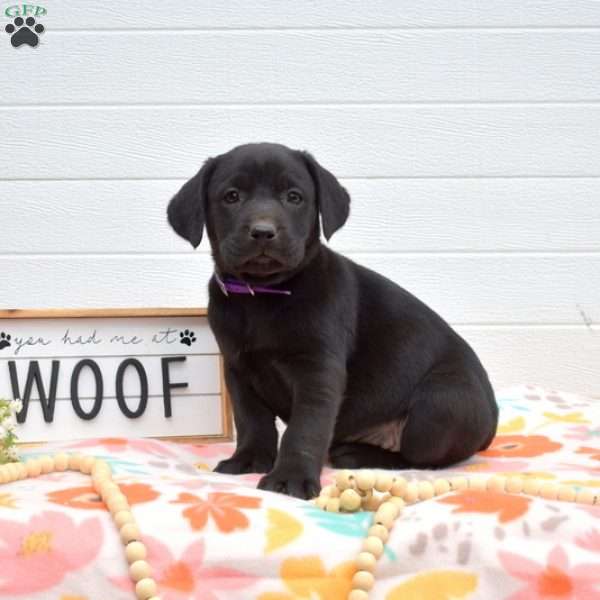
[286,190,303,205]
[224,189,240,204]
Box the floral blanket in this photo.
[1,385,600,600]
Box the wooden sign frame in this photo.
[0,308,233,444]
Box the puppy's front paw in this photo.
[258,467,321,499]
[214,452,274,475]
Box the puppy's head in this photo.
[167,143,350,284]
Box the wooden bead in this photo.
[418,481,435,500]
[54,453,70,472]
[576,489,597,505]
[349,591,369,600]
[335,470,355,491]
[125,541,147,564]
[325,498,340,513]
[120,523,141,544]
[340,488,362,512]
[361,492,382,512]
[557,485,576,502]
[368,523,390,543]
[380,500,400,519]
[390,477,407,497]
[320,484,340,498]
[25,458,42,477]
[362,535,384,558]
[99,481,120,500]
[39,455,55,474]
[135,577,157,600]
[487,476,507,493]
[468,476,487,492]
[539,482,559,500]
[130,560,152,582]
[356,551,377,572]
[80,456,96,474]
[16,463,28,479]
[434,479,451,496]
[5,464,18,481]
[0,467,7,484]
[68,454,83,470]
[352,570,375,591]
[108,495,130,515]
[315,496,328,510]
[355,471,376,492]
[522,478,542,496]
[388,496,405,511]
[114,510,135,528]
[374,473,394,493]
[403,481,419,503]
[506,476,524,494]
[449,476,468,491]
[374,507,396,529]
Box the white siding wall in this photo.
[1,1,599,394]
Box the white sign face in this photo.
[0,311,230,443]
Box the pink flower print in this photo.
[111,536,257,600]
[186,443,234,459]
[0,511,103,595]
[498,545,600,599]
[66,437,176,457]
[566,425,600,442]
[576,529,600,553]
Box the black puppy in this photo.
[167,143,498,499]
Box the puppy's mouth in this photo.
[239,254,286,278]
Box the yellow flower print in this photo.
[265,509,303,554]
[258,556,355,600]
[497,416,526,434]
[387,570,478,600]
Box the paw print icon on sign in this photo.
[0,332,12,350]
[5,16,44,48]
[179,329,197,347]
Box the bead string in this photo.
[0,454,160,600]
[314,470,600,600]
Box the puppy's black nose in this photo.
[250,221,277,241]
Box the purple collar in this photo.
[214,272,292,297]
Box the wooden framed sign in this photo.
[0,308,232,444]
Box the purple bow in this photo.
[214,272,292,297]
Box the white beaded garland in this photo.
[126,541,148,564]
[352,570,375,591]
[54,453,70,471]
[120,522,141,544]
[130,560,152,582]
[356,551,377,572]
[315,469,600,600]
[136,577,158,599]
[0,454,159,600]
[115,510,136,528]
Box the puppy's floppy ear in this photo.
[167,158,217,248]
[301,152,350,240]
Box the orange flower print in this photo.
[48,483,159,510]
[480,435,562,458]
[258,556,355,600]
[439,490,531,523]
[577,447,600,462]
[171,492,261,533]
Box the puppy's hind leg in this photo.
[399,368,497,469]
[329,442,411,469]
